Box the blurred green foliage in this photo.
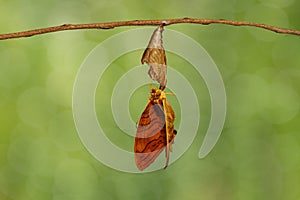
[1,0,300,199]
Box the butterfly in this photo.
[134,87,177,170]
[141,25,167,90]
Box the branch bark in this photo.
[1,17,300,40]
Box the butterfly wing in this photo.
[162,99,177,169]
[134,101,167,171]
[165,100,176,146]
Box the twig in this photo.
[1,17,300,40]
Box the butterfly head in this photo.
[149,88,166,103]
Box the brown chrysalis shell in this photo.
[134,88,177,171]
[141,26,167,90]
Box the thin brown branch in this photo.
[1,17,300,40]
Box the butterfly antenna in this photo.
[149,82,153,90]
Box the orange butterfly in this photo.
[134,87,177,170]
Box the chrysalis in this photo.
[134,87,177,171]
[141,25,167,90]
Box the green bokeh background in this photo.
[1,0,300,199]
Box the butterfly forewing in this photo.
[134,101,167,171]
